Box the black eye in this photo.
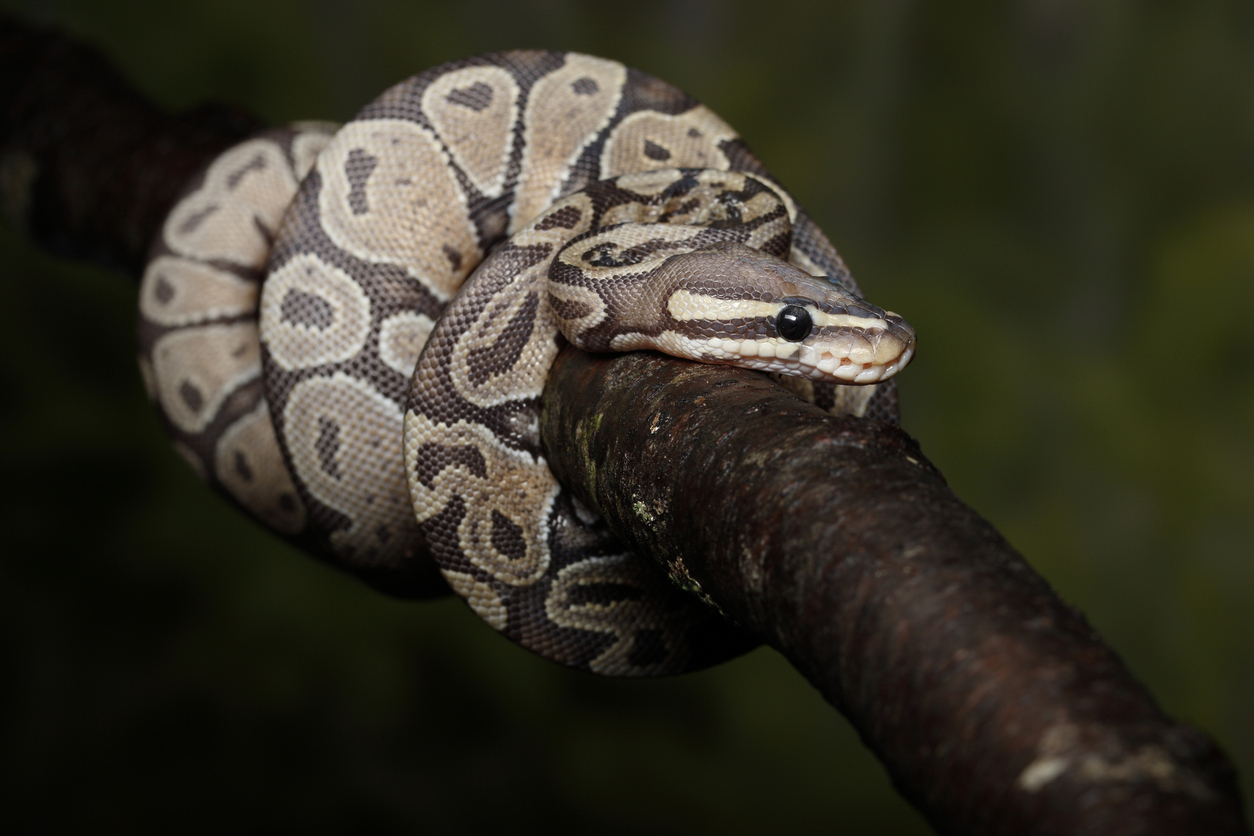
[776,305,812,342]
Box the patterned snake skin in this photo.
[139,51,915,676]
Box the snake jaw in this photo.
[805,310,917,383]
[685,308,916,383]
[662,320,915,384]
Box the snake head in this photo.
[653,242,916,384]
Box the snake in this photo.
[137,51,916,676]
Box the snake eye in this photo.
[776,305,812,342]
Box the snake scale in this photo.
[138,51,915,676]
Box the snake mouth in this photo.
[723,342,915,383]
[697,311,916,384]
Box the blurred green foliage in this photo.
[1,0,1251,832]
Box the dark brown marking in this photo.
[154,275,175,304]
[345,148,379,215]
[579,241,642,268]
[178,380,204,413]
[687,127,702,138]
[278,493,297,512]
[177,203,219,235]
[758,230,792,259]
[643,140,671,161]
[657,197,702,223]
[315,415,342,479]
[375,524,391,544]
[445,81,494,112]
[279,288,334,330]
[412,443,488,490]
[534,205,582,231]
[233,450,253,482]
[571,76,599,95]
[442,243,463,271]
[547,293,595,322]
[490,510,527,561]
[225,152,268,189]
[465,292,540,387]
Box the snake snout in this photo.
[804,308,916,383]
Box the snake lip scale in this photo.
[139,50,916,676]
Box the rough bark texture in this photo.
[540,347,1249,836]
[1,12,1248,835]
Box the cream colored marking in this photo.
[790,246,825,277]
[140,256,257,326]
[545,278,607,335]
[616,330,891,383]
[599,107,736,178]
[260,252,372,371]
[813,311,888,330]
[772,342,800,360]
[422,65,519,199]
[598,202,658,230]
[738,189,787,222]
[317,119,479,301]
[545,554,684,675]
[283,373,420,564]
[609,168,752,201]
[378,311,436,377]
[831,383,877,417]
[447,260,562,410]
[289,124,337,180]
[592,177,786,245]
[666,290,777,323]
[555,223,708,282]
[404,414,557,586]
[152,322,261,433]
[165,138,297,266]
[215,401,307,535]
[568,495,600,527]
[512,55,626,231]
[442,571,508,630]
[610,167,685,197]
[665,289,887,331]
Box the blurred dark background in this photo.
[1,1,1251,832]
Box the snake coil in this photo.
[138,51,915,676]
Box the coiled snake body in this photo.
[138,51,915,675]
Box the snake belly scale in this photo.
[138,51,915,676]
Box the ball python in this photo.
[138,51,915,676]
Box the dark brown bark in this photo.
[0,14,262,276]
[540,346,1249,836]
[1,12,1248,835]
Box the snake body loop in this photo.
[139,51,915,675]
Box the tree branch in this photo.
[540,346,1248,835]
[0,13,261,275]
